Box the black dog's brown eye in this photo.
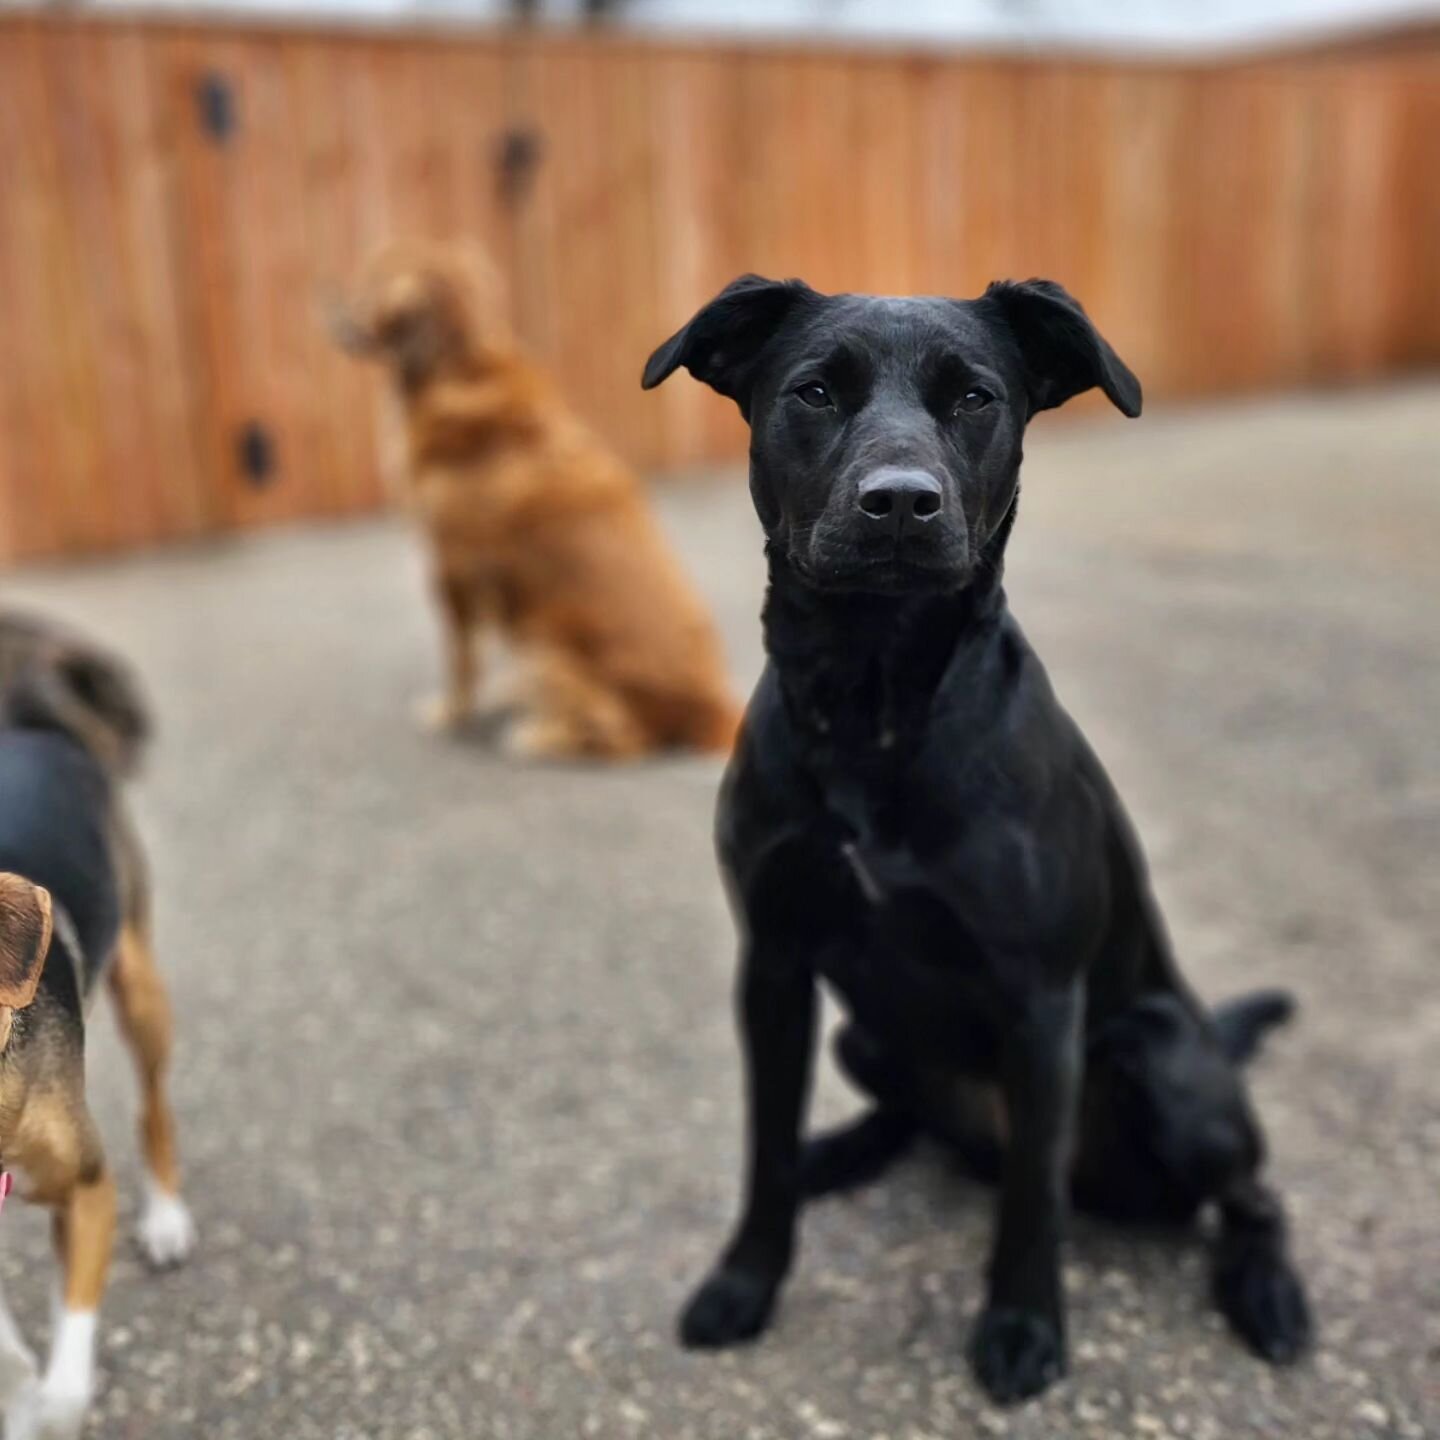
[795,382,833,409]
[954,388,994,415]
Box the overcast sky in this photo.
[57,0,1440,54]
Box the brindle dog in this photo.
[0,611,195,1438]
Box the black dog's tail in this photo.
[1212,989,1296,1064]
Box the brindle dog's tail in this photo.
[0,620,153,778]
[1212,989,1295,1065]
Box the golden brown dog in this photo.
[332,243,739,759]
[0,611,194,1439]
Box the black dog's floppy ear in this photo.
[642,274,817,416]
[985,279,1142,418]
[0,874,52,1012]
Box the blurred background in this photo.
[2,3,1438,1439]
[1,0,1439,557]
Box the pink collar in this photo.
[0,1172,11,1215]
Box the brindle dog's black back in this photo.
[0,732,119,1005]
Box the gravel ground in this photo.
[3,382,1437,1439]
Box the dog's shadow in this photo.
[925,1139,1204,1259]
[441,705,517,750]
[814,1140,1206,1333]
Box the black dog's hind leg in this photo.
[1209,998,1311,1361]
[799,1023,918,1199]
[799,1110,917,1198]
[679,948,817,1349]
[1076,992,1311,1362]
[1212,1174,1311,1364]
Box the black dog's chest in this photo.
[823,878,1002,1072]
[802,784,1005,1063]
[819,767,946,920]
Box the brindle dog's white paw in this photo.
[137,1185,197,1269]
[4,1376,86,1440]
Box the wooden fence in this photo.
[1,15,1438,561]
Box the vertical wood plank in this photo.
[2,16,1439,561]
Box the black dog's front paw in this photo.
[678,1266,780,1349]
[1214,1245,1312,1365]
[968,1306,1066,1404]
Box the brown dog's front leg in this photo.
[969,980,1082,1405]
[417,570,483,733]
[678,948,817,1349]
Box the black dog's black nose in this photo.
[857,470,944,535]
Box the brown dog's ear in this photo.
[375,272,449,388]
[0,874,52,1011]
[642,275,818,418]
[983,279,1142,419]
[330,265,466,389]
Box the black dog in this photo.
[642,276,1310,1403]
